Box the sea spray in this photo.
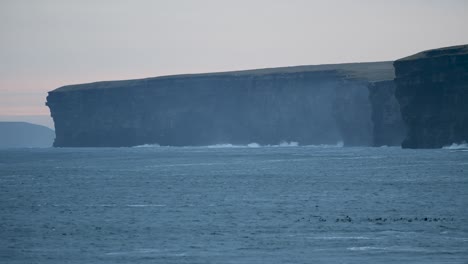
[443,142,468,150]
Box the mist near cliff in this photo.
[47,68,401,147]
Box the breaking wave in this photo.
[133,141,344,148]
[188,141,300,148]
[347,246,430,252]
[303,141,344,148]
[208,141,298,148]
[442,142,468,150]
[133,144,161,148]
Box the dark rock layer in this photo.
[394,45,468,148]
[46,62,404,147]
[368,80,406,146]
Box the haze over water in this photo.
[1,1,468,263]
[1,145,467,263]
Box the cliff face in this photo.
[47,62,401,147]
[368,80,406,146]
[394,45,468,148]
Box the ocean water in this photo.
[1,145,467,263]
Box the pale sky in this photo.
[1,0,467,128]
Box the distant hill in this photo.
[0,115,54,129]
[0,122,55,148]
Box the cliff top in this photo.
[397,44,468,62]
[52,61,394,93]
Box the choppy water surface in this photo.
[1,146,467,263]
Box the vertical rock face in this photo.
[368,80,406,146]
[46,62,397,147]
[394,45,468,148]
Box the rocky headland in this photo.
[47,62,405,147]
[49,42,468,150]
[394,45,468,148]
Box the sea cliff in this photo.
[368,80,406,146]
[47,62,404,147]
[394,45,468,148]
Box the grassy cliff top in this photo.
[397,44,468,62]
[52,61,394,93]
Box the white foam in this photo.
[208,142,297,148]
[132,140,346,149]
[303,141,344,148]
[202,142,299,148]
[335,141,344,147]
[443,142,468,150]
[207,144,240,148]
[277,141,299,147]
[347,246,429,252]
[133,144,161,148]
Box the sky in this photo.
[1,0,467,128]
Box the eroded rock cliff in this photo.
[368,80,406,146]
[394,45,468,148]
[47,62,402,147]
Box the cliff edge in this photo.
[47,62,403,147]
[394,45,468,148]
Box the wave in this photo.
[201,142,297,148]
[442,142,468,150]
[204,141,299,148]
[133,143,161,148]
[133,141,344,148]
[302,141,344,148]
[277,141,299,147]
[206,144,239,148]
[206,143,259,148]
[347,246,430,252]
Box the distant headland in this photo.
[46,44,467,148]
[0,122,55,148]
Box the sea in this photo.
[1,144,467,263]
